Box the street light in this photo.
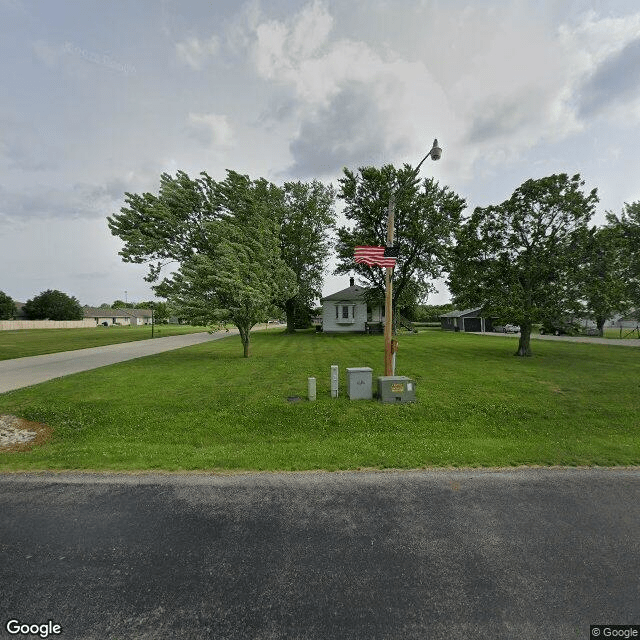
[384,139,442,376]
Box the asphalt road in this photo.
[0,331,240,394]
[1,468,638,639]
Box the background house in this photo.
[83,307,153,326]
[320,278,383,333]
[440,308,494,332]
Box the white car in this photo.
[503,324,520,333]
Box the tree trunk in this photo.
[514,323,532,357]
[238,325,251,358]
[285,298,296,333]
[596,317,605,337]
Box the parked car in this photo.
[503,324,520,333]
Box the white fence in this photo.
[0,319,96,331]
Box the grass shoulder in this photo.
[0,329,638,471]
[0,324,210,360]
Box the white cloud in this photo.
[246,1,456,176]
[186,112,234,147]
[176,35,220,70]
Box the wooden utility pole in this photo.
[384,193,396,376]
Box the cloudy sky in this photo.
[2,0,640,307]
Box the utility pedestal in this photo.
[377,376,416,404]
[346,367,373,400]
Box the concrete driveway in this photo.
[0,330,239,394]
[0,468,638,639]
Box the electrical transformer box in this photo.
[377,376,416,404]
[346,367,373,400]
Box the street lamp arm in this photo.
[391,139,442,195]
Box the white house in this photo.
[320,278,384,333]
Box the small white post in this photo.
[330,365,339,398]
[308,377,316,401]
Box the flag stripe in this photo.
[354,246,396,268]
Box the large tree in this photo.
[572,224,630,335]
[278,180,336,332]
[111,169,296,357]
[334,164,466,322]
[108,169,333,337]
[448,173,598,356]
[604,201,640,316]
[156,173,297,356]
[23,289,84,321]
[0,291,17,320]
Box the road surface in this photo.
[0,468,638,639]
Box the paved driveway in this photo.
[0,468,638,639]
[0,330,239,394]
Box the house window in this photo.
[342,306,349,319]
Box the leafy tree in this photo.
[108,169,331,342]
[572,225,630,335]
[0,291,17,320]
[108,170,215,283]
[112,300,134,308]
[151,171,297,357]
[334,164,465,328]
[278,181,336,332]
[98,303,112,309]
[23,289,84,321]
[605,201,640,317]
[448,173,598,356]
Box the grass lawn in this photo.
[0,324,211,360]
[0,329,638,472]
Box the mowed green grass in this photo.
[0,329,638,471]
[0,324,210,360]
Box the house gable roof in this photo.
[320,285,368,303]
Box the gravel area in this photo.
[0,414,52,451]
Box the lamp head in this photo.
[429,138,442,161]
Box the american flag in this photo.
[354,246,396,268]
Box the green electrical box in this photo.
[377,376,416,404]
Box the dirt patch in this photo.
[0,415,53,453]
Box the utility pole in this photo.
[383,139,442,376]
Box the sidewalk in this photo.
[0,330,239,393]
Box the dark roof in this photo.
[440,307,483,318]
[320,285,367,302]
[83,307,153,318]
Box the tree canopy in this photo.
[448,173,598,356]
[23,290,84,321]
[0,291,17,320]
[125,170,297,357]
[279,180,336,332]
[334,164,466,315]
[604,201,640,317]
[108,169,333,350]
[572,224,630,335]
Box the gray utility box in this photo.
[346,367,373,400]
[377,376,417,404]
